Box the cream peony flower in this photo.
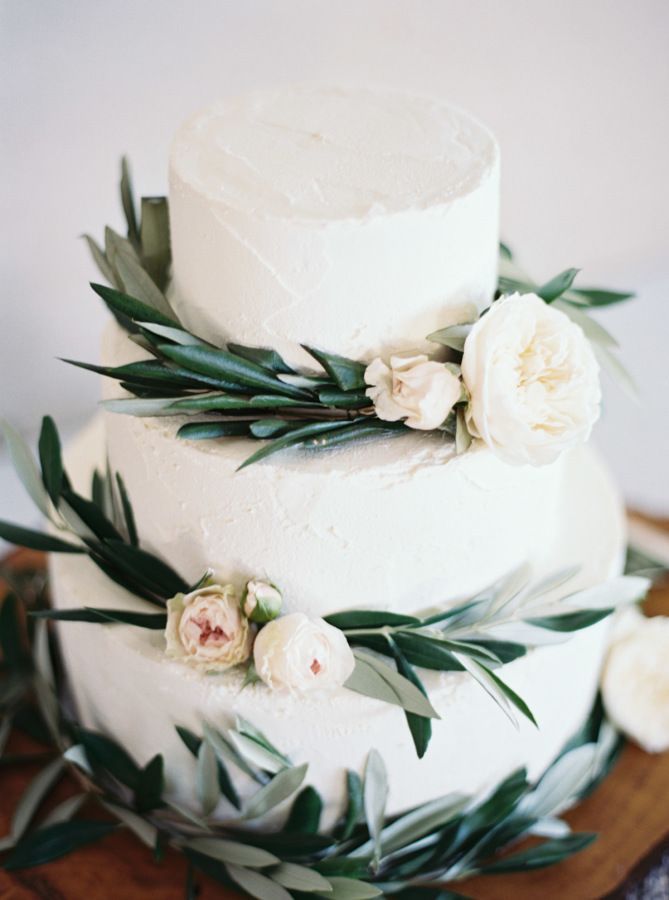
[166,584,254,672]
[461,293,601,466]
[601,611,669,753]
[254,612,355,693]
[243,579,283,623]
[364,353,462,431]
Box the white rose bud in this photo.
[165,584,254,672]
[243,579,283,623]
[364,353,462,431]
[602,612,669,753]
[461,293,601,466]
[253,612,355,693]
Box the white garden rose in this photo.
[461,293,601,465]
[364,353,462,431]
[165,584,254,672]
[243,579,283,623]
[254,612,355,693]
[601,611,669,753]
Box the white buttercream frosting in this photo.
[50,417,625,828]
[168,86,500,364]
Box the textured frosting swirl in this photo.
[170,85,498,221]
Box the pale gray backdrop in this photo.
[1,0,668,532]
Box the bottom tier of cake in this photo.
[50,420,625,829]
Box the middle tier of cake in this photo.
[102,322,578,619]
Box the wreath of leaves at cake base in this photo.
[1,564,625,899]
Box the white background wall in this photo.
[1,0,668,521]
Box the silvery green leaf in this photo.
[63,744,92,774]
[106,228,174,320]
[101,800,157,847]
[528,817,572,839]
[228,731,287,775]
[136,321,204,346]
[315,878,382,899]
[553,299,618,348]
[486,564,533,618]
[482,621,571,646]
[226,863,292,900]
[346,651,440,719]
[202,721,262,783]
[120,157,139,243]
[0,758,65,851]
[234,717,291,767]
[455,655,536,727]
[519,744,598,819]
[1,420,51,517]
[593,342,639,400]
[139,196,170,289]
[270,862,332,892]
[165,800,211,830]
[184,836,278,868]
[364,749,388,868]
[517,566,580,608]
[242,763,308,820]
[40,793,86,827]
[565,575,650,611]
[426,323,471,351]
[196,739,220,816]
[34,618,55,687]
[82,234,117,286]
[102,397,184,417]
[455,408,472,454]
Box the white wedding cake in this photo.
[49,86,626,829]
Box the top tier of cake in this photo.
[169,85,500,363]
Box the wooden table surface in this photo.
[1,537,669,900]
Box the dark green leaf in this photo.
[392,632,463,671]
[120,157,139,244]
[227,343,295,375]
[481,832,597,873]
[568,287,634,307]
[390,640,432,758]
[77,728,141,789]
[527,609,613,632]
[38,416,63,506]
[536,268,580,303]
[95,540,188,597]
[178,421,251,441]
[340,770,364,841]
[452,768,529,851]
[318,389,370,409]
[160,345,310,400]
[90,282,177,327]
[115,474,138,547]
[238,420,354,469]
[499,242,513,261]
[466,639,527,664]
[140,196,170,290]
[249,419,294,439]
[0,594,27,670]
[61,488,123,542]
[30,607,167,629]
[285,786,323,834]
[0,521,83,554]
[4,820,117,870]
[302,346,368,391]
[134,754,164,812]
[325,610,420,630]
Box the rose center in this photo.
[310,658,322,675]
[194,616,229,646]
